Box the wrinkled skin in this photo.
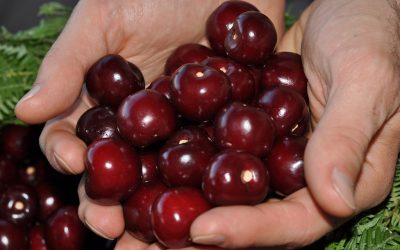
[15,0,400,249]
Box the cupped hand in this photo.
[188,0,400,249]
[14,0,285,249]
[16,0,400,249]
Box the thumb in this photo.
[15,1,106,124]
[304,82,384,218]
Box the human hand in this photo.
[14,0,285,249]
[186,0,400,249]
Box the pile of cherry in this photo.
[0,124,115,250]
[78,0,310,249]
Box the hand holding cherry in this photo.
[76,2,306,247]
[15,0,400,249]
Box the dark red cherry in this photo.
[0,153,18,188]
[164,126,215,151]
[257,86,309,138]
[139,150,160,183]
[158,142,215,187]
[45,206,86,250]
[164,43,214,75]
[261,52,308,100]
[214,102,275,157]
[117,89,177,148]
[266,137,307,196]
[151,187,211,248]
[76,105,120,145]
[0,219,28,250]
[171,63,231,122]
[203,150,269,205]
[85,54,145,108]
[85,138,141,204]
[29,224,48,250]
[147,75,173,100]
[206,0,259,55]
[203,57,255,102]
[0,124,36,163]
[0,184,38,226]
[225,11,277,65]
[123,181,167,243]
[18,159,47,187]
[36,182,64,222]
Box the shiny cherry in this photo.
[158,126,216,187]
[206,0,259,55]
[158,142,215,187]
[45,206,86,250]
[0,219,28,250]
[164,126,215,152]
[203,56,255,102]
[0,184,38,226]
[147,75,173,100]
[85,54,145,108]
[36,182,64,222]
[76,105,120,145]
[257,86,309,138]
[171,63,231,121]
[29,224,48,250]
[261,52,308,100]
[18,159,47,187]
[151,187,211,248]
[85,138,141,204]
[123,181,167,243]
[214,102,275,157]
[266,137,307,196]
[203,150,269,205]
[225,11,277,65]
[164,43,214,75]
[117,89,177,148]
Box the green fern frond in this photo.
[322,163,400,250]
[0,2,71,124]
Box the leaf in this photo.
[0,2,71,124]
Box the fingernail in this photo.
[54,152,77,175]
[192,234,225,246]
[18,84,41,103]
[332,168,356,210]
[84,219,114,240]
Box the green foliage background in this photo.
[0,2,70,124]
[0,3,399,249]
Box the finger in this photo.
[304,62,397,217]
[15,0,107,124]
[190,189,337,249]
[39,120,86,174]
[39,89,92,174]
[345,113,400,210]
[78,176,125,240]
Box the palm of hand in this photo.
[25,0,400,249]
[17,0,286,249]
